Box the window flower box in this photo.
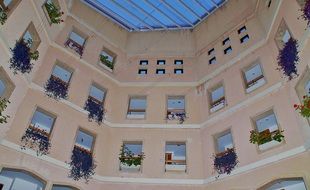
[250,129,285,147]
[277,38,299,80]
[44,1,64,25]
[0,6,8,25]
[44,75,69,100]
[65,38,84,57]
[9,40,39,74]
[166,111,186,124]
[99,54,114,70]
[246,75,266,93]
[119,144,144,172]
[69,145,96,182]
[210,97,225,113]
[0,98,10,124]
[20,124,51,156]
[294,95,310,118]
[84,96,105,124]
[213,148,238,175]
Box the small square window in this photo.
[210,85,225,112]
[156,69,165,75]
[243,63,265,93]
[174,69,183,74]
[174,60,183,65]
[127,96,147,119]
[138,69,147,75]
[75,130,94,151]
[209,57,216,65]
[216,131,234,153]
[165,142,186,172]
[224,46,232,54]
[99,50,115,70]
[89,85,105,103]
[240,35,250,44]
[238,26,247,34]
[157,60,165,65]
[69,31,85,46]
[223,38,230,46]
[30,108,56,134]
[51,65,72,83]
[275,20,292,49]
[208,48,215,56]
[140,60,148,65]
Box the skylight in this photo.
[83,0,228,32]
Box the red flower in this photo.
[294,104,298,108]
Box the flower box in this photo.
[210,98,225,113]
[250,129,284,148]
[44,75,69,99]
[0,98,10,124]
[166,111,186,124]
[213,148,238,175]
[84,96,105,124]
[258,140,282,151]
[120,162,141,172]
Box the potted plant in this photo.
[0,6,8,25]
[44,1,64,24]
[213,148,238,175]
[99,54,114,70]
[68,145,96,182]
[301,0,310,27]
[119,144,145,170]
[84,97,105,124]
[166,111,187,124]
[294,95,310,118]
[44,75,69,99]
[0,98,10,124]
[9,39,39,74]
[20,125,51,156]
[250,129,284,145]
[277,38,299,80]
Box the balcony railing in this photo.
[65,38,84,56]
[211,97,225,108]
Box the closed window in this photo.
[51,65,72,84]
[240,35,250,43]
[120,141,143,171]
[208,48,215,56]
[174,60,183,65]
[140,60,148,65]
[238,26,247,34]
[224,46,232,54]
[89,85,105,103]
[223,37,230,46]
[138,69,147,75]
[258,178,307,190]
[165,142,186,172]
[174,69,183,74]
[243,63,265,93]
[216,131,233,153]
[75,130,94,152]
[156,69,165,75]
[306,80,310,95]
[0,67,14,99]
[30,108,56,134]
[127,96,147,118]
[157,60,165,65]
[0,0,21,16]
[210,85,225,108]
[209,57,216,65]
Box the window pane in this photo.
[69,32,85,46]
[4,0,12,7]
[31,110,55,133]
[256,113,278,132]
[266,179,307,190]
[305,80,310,95]
[282,30,291,43]
[217,132,233,152]
[166,143,186,159]
[75,130,94,150]
[0,79,6,97]
[168,97,184,110]
[23,31,33,44]
[129,98,146,110]
[52,185,77,190]
[157,60,165,65]
[211,86,224,102]
[101,51,114,62]
[52,65,71,83]
[89,85,105,102]
[124,142,142,155]
[245,64,263,82]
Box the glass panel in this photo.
[224,46,232,54]
[52,185,77,190]
[101,51,114,62]
[0,79,6,97]
[69,32,85,46]
[138,69,147,75]
[75,130,94,151]
[223,38,230,45]
[156,69,165,74]
[305,80,310,95]
[211,86,224,102]
[266,179,307,190]
[217,132,233,152]
[123,142,142,155]
[52,65,71,83]
[245,64,263,82]
[174,60,183,65]
[3,0,12,7]
[0,169,45,190]
[256,113,278,132]
[140,60,148,65]
[23,31,33,47]
[157,60,165,65]
[31,110,55,133]
[129,98,146,110]
[241,35,250,43]
[168,97,185,110]
[175,69,183,74]
[165,143,186,160]
[282,30,291,43]
[89,85,105,102]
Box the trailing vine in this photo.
[44,1,64,24]
[84,97,105,124]
[294,95,310,118]
[119,144,144,167]
[0,98,10,124]
[167,112,187,124]
[44,76,69,100]
[213,148,238,175]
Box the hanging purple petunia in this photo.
[301,0,310,27]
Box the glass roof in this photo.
[83,0,228,32]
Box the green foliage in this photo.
[0,7,7,25]
[249,129,284,145]
[119,144,144,167]
[294,95,310,118]
[0,98,10,124]
[100,54,114,70]
[45,2,64,24]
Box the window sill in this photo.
[210,102,225,113]
[258,140,282,151]
[126,114,145,119]
[246,78,266,93]
[98,62,113,73]
[165,164,186,172]
[120,163,141,172]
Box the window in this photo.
[243,63,265,93]
[238,26,247,34]
[139,60,148,65]
[174,69,183,74]
[165,142,186,172]
[0,79,5,97]
[75,129,94,152]
[30,108,56,135]
[157,60,165,65]
[167,96,185,119]
[258,178,307,190]
[65,30,86,56]
[240,34,250,44]
[222,37,230,46]
[174,60,183,65]
[0,67,14,99]
[215,131,234,153]
[209,57,216,65]
[208,48,215,56]
[275,20,292,49]
[127,96,147,119]
[52,185,79,190]
[120,141,143,171]
[224,46,232,54]
[156,69,165,75]
[21,22,41,52]
[295,67,310,99]
[43,0,61,24]
[0,169,45,190]
[0,0,20,16]
[99,49,115,70]
[51,65,72,84]
[138,69,147,75]
[306,80,310,95]
[209,85,225,113]
[89,84,106,104]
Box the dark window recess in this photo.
[157,60,166,65]
[267,0,272,8]
[140,60,148,65]
[156,69,165,74]
[138,69,147,75]
[240,35,250,43]
[174,60,183,65]
[174,69,183,74]
[208,48,215,55]
[238,26,247,34]
[224,46,232,54]
[223,38,230,45]
[209,57,217,65]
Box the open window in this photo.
[65,29,87,56]
[243,62,266,93]
[127,96,146,119]
[209,84,225,113]
[99,48,116,71]
[165,142,186,172]
[119,141,144,172]
[275,20,292,49]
